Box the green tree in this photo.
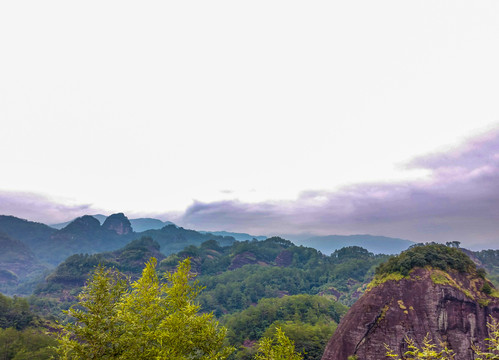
[385,318,499,359]
[472,317,499,360]
[254,327,303,360]
[58,258,234,360]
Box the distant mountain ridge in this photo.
[295,234,415,255]
[0,215,56,247]
[0,213,236,268]
[128,218,175,232]
[199,230,266,241]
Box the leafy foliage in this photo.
[254,327,303,360]
[0,327,58,360]
[260,321,337,360]
[385,334,455,359]
[0,293,58,359]
[385,317,499,359]
[0,293,35,330]
[58,257,234,360]
[472,316,499,359]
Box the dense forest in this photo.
[0,235,389,359]
[1,215,499,359]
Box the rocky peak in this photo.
[61,215,101,233]
[321,245,499,360]
[102,213,133,235]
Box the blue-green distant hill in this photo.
[0,214,235,267]
[294,234,415,255]
[129,218,175,232]
[199,230,266,241]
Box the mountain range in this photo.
[0,212,456,298]
[51,215,175,232]
[294,234,415,255]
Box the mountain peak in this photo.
[60,215,101,233]
[102,213,133,235]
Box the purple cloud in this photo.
[179,130,499,249]
[0,191,98,224]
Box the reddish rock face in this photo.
[228,251,260,270]
[321,268,499,360]
[275,250,293,267]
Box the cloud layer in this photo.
[2,130,499,249]
[0,191,97,224]
[178,131,499,249]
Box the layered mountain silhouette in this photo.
[199,230,267,241]
[0,214,237,272]
[295,234,415,255]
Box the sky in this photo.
[1,1,499,249]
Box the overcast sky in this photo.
[1,1,499,249]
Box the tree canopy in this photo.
[58,257,234,360]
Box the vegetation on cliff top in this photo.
[375,243,477,277]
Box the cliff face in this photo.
[321,268,499,360]
[102,213,133,235]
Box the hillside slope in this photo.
[0,232,48,295]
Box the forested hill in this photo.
[0,214,236,268]
[29,236,388,360]
[3,236,499,359]
[35,236,389,311]
[34,236,165,299]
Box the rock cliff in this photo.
[321,267,499,360]
[102,213,133,235]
